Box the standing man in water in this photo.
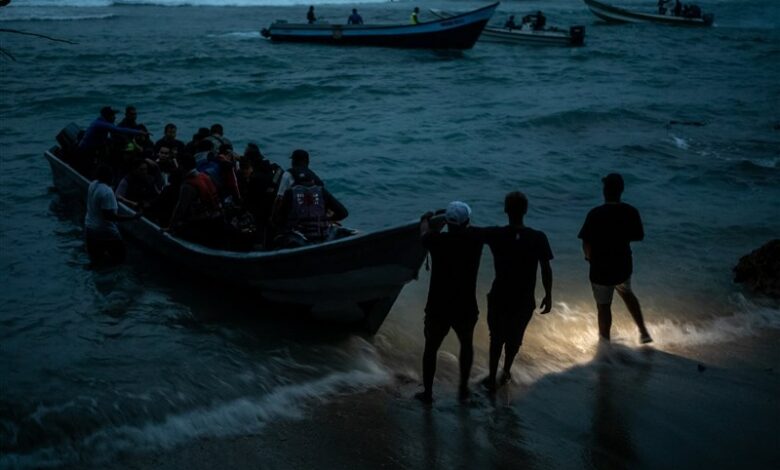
[417,201,483,404]
[84,165,141,266]
[307,5,316,24]
[578,173,652,344]
[410,7,420,24]
[480,192,553,391]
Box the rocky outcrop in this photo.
[734,239,780,298]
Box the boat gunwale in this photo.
[45,149,422,263]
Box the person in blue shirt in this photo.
[78,106,147,163]
[347,8,363,25]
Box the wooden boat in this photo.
[583,0,714,26]
[260,2,499,49]
[45,143,426,334]
[430,9,585,46]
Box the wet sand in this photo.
[103,335,780,470]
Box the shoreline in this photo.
[102,334,780,470]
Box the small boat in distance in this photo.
[429,9,585,47]
[583,0,714,26]
[260,2,500,49]
[46,127,427,335]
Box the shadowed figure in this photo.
[416,202,483,403]
[479,191,553,392]
[578,173,652,344]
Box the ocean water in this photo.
[0,0,779,468]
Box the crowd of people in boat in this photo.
[657,0,705,19]
[71,106,349,266]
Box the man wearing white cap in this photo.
[417,201,483,404]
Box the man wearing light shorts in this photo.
[578,173,652,344]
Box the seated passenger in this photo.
[198,144,241,204]
[273,149,348,246]
[116,157,161,210]
[504,15,517,29]
[154,145,178,187]
[238,156,278,226]
[534,11,546,30]
[166,153,223,247]
[154,123,186,159]
[185,127,211,157]
[77,106,147,169]
[244,142,283,193]
[673,0,682,16]
[146,168,183,226]
[205,123,232,152]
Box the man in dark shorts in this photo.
[480,192,553,391]
[417,201,483,404]
[578,173,652,344]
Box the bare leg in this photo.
[597,303,612,341]
[617,290,651,341]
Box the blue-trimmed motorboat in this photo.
[260,2,500,49]
[583,0,714,26]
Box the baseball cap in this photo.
[445,201,471,226]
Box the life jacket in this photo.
[288,167,323,188]
[185,171,221,219]
[287,182,328,241]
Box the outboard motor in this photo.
[569,26,585,46]
[55,123,83,161]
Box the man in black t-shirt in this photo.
[417,201,483,404]
[480,192,553,391]
[578,174,652,344]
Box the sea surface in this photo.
[1,0,779,468]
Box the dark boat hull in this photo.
[46,149,426,334]
[261,2,499,49]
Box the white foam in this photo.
[672,135,689,150]
[1,338,390,469]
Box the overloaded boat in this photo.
[430,9,585,47]
[260,2,499,49]
[583,0,714,26]
[46,126,427,334]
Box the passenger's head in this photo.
[414,7,419,13]
[504,191,528,223]
[193,127,210,142]
[129,157,149,177]
[445,201,471,229]
[125,106,137,121]
[157,145,172,161]
[196,139,214,153]
[244,142,263,161]
[179,153,197,172]
[210,123,224,136]
[602,173,624,202]
[352,8,357,13]
[164,123,177,139]
[290,149,310,168]
[99,106,117,123]
[95,164,113,184]
[509,15,515,20]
